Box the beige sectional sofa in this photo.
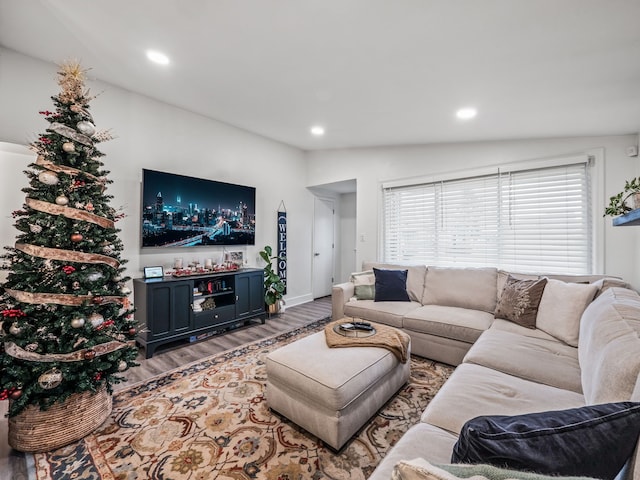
[331,263,640,480]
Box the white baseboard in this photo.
[283,293,314,309]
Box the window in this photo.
[382,158,592,274]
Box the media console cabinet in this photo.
[133,268,265,358]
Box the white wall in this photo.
[338,192,357,283]
[306,136,640,288]
[0,48,314,306]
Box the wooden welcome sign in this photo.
[278,201,287,294]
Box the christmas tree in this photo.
[0,62,137,417]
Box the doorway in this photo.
[312,196,335,298]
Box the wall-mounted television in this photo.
[141,169,256,248]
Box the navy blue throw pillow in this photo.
[373,268,410,302]
[451,402,640,480]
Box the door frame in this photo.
[312,195,336,299]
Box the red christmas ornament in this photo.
[0,389,8,401]
[62,265,76,274]
[9,389,22,400]
[70,232,83,243]
[39,110,54,116]
[2,309,26,318]
[84,350,96,360]
[92,296,103,305]
[128,327,137,336]
[95,319,115,331]
[93,372,103,382]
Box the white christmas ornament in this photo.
[118,361,128,372]
[71,317,86,328]
[86,271,103,282]
[9,323,22,336]
[29,224,43,234]
[38,368,63,389]
[76,121,96,136]
[38,171,59,185]
[55,195,69,206]
[62,142,75,153]
[89,312,104,327]
[121,286,131,295]
[102,244,114,254]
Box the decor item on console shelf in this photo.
[259,245,286,314]
[332,262,640,480]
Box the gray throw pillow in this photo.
[494,276,547,329]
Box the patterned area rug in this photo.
[33,319,453,479]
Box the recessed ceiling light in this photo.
[146,50,170,65]
[456,107,477,120]
[310,126,325,136]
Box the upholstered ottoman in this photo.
[265,329,411,450]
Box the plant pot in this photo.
[631,193,640,210]
[267,302,280,315]
[8,385,112,452]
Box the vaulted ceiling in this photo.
[1,0,639,150]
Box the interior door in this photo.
[313,197,335,298]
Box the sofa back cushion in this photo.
[536,279,598,347]
[422,267,498,313]
[362,262,426,303]
[579,287,640,405]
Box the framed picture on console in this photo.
[144,266,164,279]
[226,251,243,267]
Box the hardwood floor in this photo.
[0,297,332,480]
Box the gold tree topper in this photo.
[57,60,90,104]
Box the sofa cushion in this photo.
[350,270,375,300]
[450,402,640,480]
[494,276,547,329]
[422,267,498,313]
[374,268,410,302]
[393,458,597,480]
[367,423,459,480]
[421,363,585,436]
[579,287,640,404]
[463,328,582,393]
[403,305,494,344]
[362,262,427,303]
[489,319,560,342]
[343,299,422,329]
[535,279,598,347]
[592,277,632,299]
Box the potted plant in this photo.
[259,245,286,314]
[604,177,640,217]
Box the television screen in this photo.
[141,169,256,248]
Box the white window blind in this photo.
[383,160,592,274]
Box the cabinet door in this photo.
[236,272,265,319]
[235,273,251,319]
[248,271,265,315]
[148,284,172,338]
[172,281,193,333]
[147,281,192,338]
